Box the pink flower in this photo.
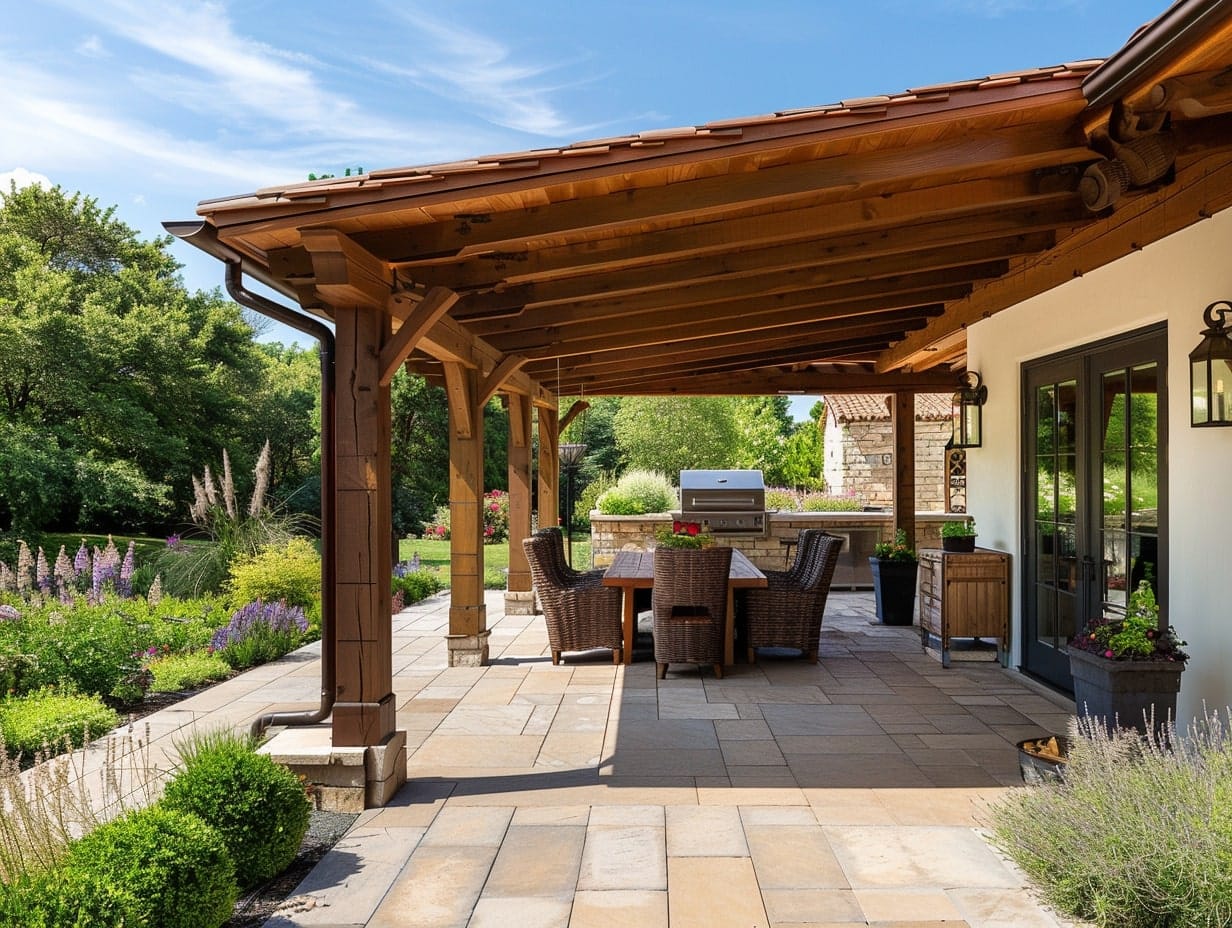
[1104,649,1115,659]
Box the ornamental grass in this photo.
[987,710,1232,928]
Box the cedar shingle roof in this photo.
[824,394,952,424]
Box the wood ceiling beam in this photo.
[299,228,393,310]
[390,176,1073,288]
[534,315,935,383]
[358,124,1093,259]
[492,284,969,359]
[590,366,960,396]
[468,255,1014,338]
[455,214,1070,329]
[877,150,1232,372]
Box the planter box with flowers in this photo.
[868,529,918,626]
[939,518,977,553]
[1068,579,1187,735]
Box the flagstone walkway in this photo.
[223,589,1080,928]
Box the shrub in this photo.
[800,493,863,512]
[226,536,321,612]
[162,731,310,889]
[482,489,509,543]
[575,470,615,527]
[596,469,675,515]
[65,805,236,928]
[421,504,450,540]
[391,569,444,606]
[209,599,308,670]
[149,652,233,693]
[16,600,142,698]
[0,690,119,758]
[988,712,1232,928]
[0,867,142,927]
[764,487,801,511]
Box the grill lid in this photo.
[679,469,766,512]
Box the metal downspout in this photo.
[221,261,338,738]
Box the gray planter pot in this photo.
[1068,646,1184,736]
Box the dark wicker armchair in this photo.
[523,532,624,665]
[652,546,733,680]
[745,531,843,664]
[534,526,604,584]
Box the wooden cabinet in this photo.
[917,548,1009,668]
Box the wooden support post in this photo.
[892,392,917,550]
[538,409,560,532]
[505,394,535,615]
[445,362,489,665]
[332,305,396,748]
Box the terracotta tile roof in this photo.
[823,393,952,424]
[219,61,1102,208]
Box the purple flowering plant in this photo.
[210,599,309,670]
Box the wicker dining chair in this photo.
[652,546,733,680]
[745,531,843,664]
[534,526,604,585]
[523,532,624,665]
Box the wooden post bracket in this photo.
[380,287,460,386]
[480,354,529,406]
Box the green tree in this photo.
[732,395,792,483]
[0,184,267,533]
[613,396,740,476]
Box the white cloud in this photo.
[76,35,108,58]
[372,7,587,136]
[0,167,53,195]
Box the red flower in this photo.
[687,523,699,535]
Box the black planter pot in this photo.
[1068,646,1185,736]
[868,557,918,625]
[941,535,977,553]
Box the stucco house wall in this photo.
[967,204,1232,726]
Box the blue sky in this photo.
[0,0,1169,415]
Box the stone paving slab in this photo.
[47,589,1082,928]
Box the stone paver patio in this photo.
[101,588,1081,926]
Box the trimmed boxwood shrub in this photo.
[0,867,142,928]
[162,734,310,888]
[391,569,443,605]
[0,690,119,758]
[65,806,236,928]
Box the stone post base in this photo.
[259,725,408,811]
[446,629,491,667]
[504,589,538,615]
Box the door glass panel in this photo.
[1129,532,1160,595]
[1130,449,1158,531]
[1036,524,1057,586]
[1101,372,1126,451]
[1037,385,1056,454]
[1057,454,1077,523]
[1037,466,1056,522]
[1057,381,1078,452]
[1102,451,1126,521]
[1035,592,1058,646]
[1102,529,1128,610]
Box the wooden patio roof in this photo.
[186,0,1232,401]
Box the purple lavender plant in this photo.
[117,541,136,597]
[210,599,308,653]
[35,547,51,594]
[73,541,90,573]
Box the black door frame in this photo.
[1020,323,1168,691]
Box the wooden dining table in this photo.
[602,548,767,666]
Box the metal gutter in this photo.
[163,220,337,737]
[1083,0,1232,110]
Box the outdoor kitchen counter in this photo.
[589,511,965,584]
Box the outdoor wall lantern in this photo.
[951,371,987,449]
[1190,300,1232,427]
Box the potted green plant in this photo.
[868,529,918,626]
[655,525,715,549]
[940,519,977,552]
[1068,580,1187,735]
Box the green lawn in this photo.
[399,535,593,588]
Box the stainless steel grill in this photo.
[674,469,767,536]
